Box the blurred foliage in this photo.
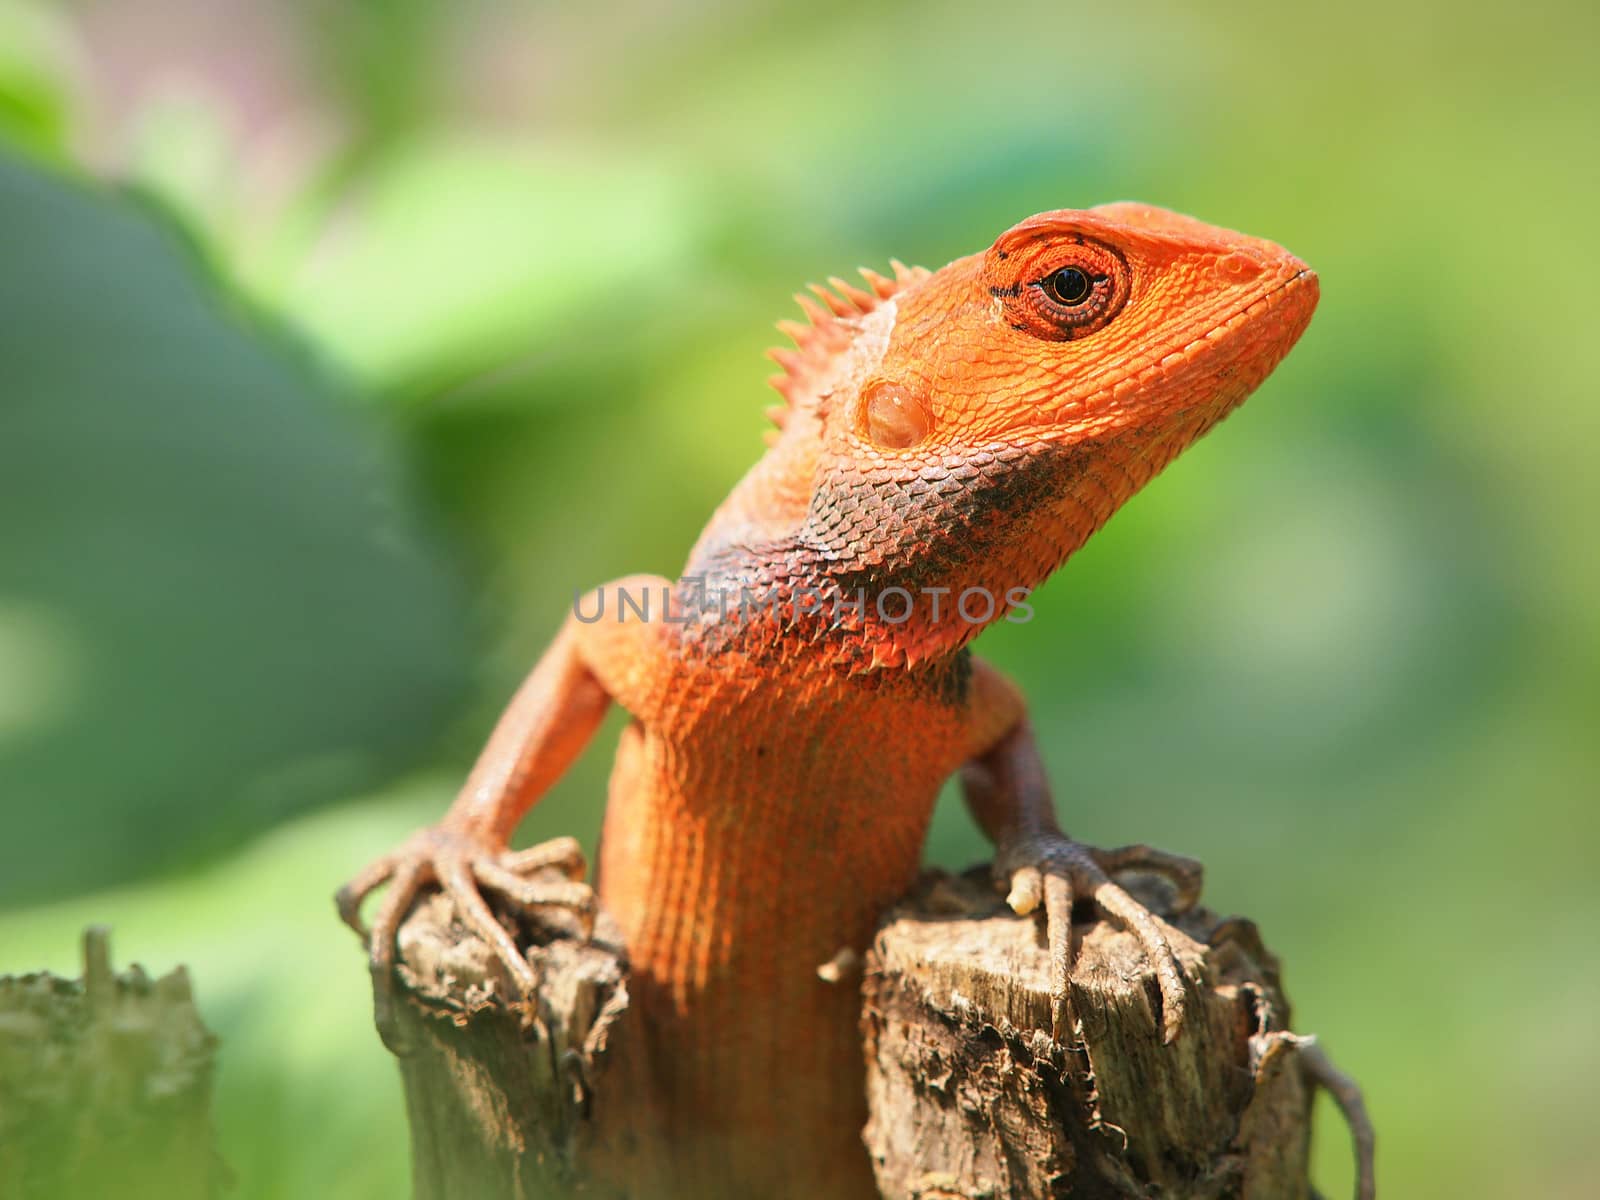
[0,152,473,903]
[0,2,74,161]
[0,1,1597,1198]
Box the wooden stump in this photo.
[382,865,1353,1199]
[386,888,654,1199]
[862,869,1315,1199]
[0,928,225,1200]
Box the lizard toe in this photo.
[996,831,1196,1044]
[337,826,594,1055]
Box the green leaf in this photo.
[0,152,473,903]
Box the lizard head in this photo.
[873,202,1318,452]
[707,204,1317,669]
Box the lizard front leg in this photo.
[960,658,1203,1044]
[336,574,669,1051]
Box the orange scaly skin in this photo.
[339,204,1318,1198]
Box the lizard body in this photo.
[340,203,1318,1198]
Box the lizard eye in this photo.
[986,235,1131,342]
[1026,255,1120,335]
[1041,266,1092,306]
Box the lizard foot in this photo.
[336,827,594,1053]
[995,834,1202,1045]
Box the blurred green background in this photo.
[0,0,1595,1196]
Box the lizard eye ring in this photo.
[1023,245,1126,338]
[986,236,1130,342]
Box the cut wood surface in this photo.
[383,864,1356,1199]
[386,885,645,1199]
[862,869,1316,1199]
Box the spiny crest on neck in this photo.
[761,259,930,442]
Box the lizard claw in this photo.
[336,828,594,1054]
[994,833,1197,1046]
[1086,842,1205,914]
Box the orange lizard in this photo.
[339,203,1319,1198]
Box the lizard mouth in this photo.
[1217,265,1318,339]
[1165,264,1318,389]
[1222,264,1319,366]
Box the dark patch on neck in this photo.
[668,536,975,707]
[669,439,1093,692]
[804,439,1092,595]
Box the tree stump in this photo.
[380,864,1363,1199]
[862,869,1317,1199]
[0,928,225,1200]
[384,888,650,1199]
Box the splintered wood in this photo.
[386,865,1344,1199]
[862,869,1318,1199]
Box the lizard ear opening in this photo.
[859,377,931,449]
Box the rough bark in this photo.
[383,864,1334,1200]
[385,886,653,1199]
[0,927,225,1200]
[862,869,1314,1199]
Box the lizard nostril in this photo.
[1216,251,1265,283]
